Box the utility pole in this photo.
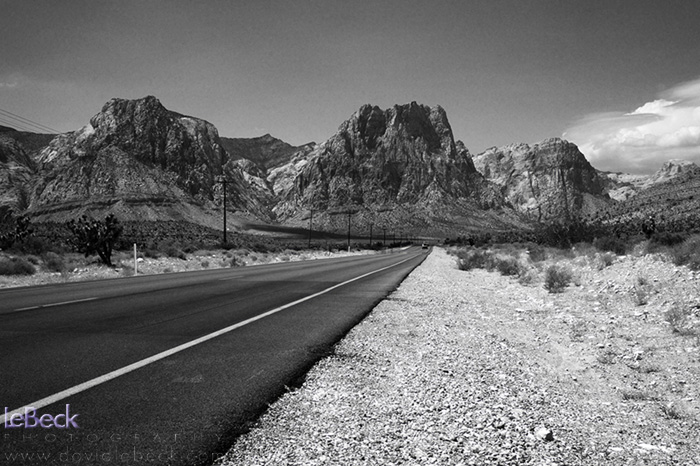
[382,227,386,247]
[369,223,373,248]
[217,176,229,245]
[307,210,313,248]
[347,212,352,252]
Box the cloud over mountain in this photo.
[564,77,700,174]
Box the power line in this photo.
[0,115,39,133]
[0,107,60,133]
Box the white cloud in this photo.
[564,77,700,174]
[0,81,18,88]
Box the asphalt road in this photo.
[0,247,427,465]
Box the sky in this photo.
[1,0,699,174]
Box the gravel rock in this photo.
[217,247,700,465]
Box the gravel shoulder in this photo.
[217,247,699,465]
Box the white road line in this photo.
[219,275,245,281]
[1,254,418,423]
[14,297,98,312]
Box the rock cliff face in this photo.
[274,102,508,231]
[0,126,53,210]
[473,138,610,221]
[29,96,273,223]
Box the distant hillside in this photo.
[595,160,700,232]
[220,134,314,171]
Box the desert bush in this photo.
[660,402,687,419]
[0,210,33,250]
[597,348,617,365]
[671,235,700,271]
[650,231,687,247]
[526,243,546,262]
[621,389,657,401]
[24,254,40,265]
[229,256,245,267]
[0,256,36,276]
[665,305,696,335]
[161,241,187,260]
[456,248,490,271]
[16,236,57,255]
[595,252,615,270]
[42,252,65,273]
[544,265,572,293]
[200,260,210,268]
[593,236,627,255]
[517,267,539,285]
[632,275,652,306]
[495,256,522,276]
[143,248,160,259]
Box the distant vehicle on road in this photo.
[421,243,429,249]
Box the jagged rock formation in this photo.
[600,160,700,201]
[11,95,699,239]
[0,126,53,210]
[473,138,610,222]
[28,96,273,225]
[272,102,513,233]
[221,134,314,171]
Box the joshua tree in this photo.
[66,214,122,266]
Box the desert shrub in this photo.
[495,256,522,276]
[0,211,33,250]
[595,252,615,270]
[671,235,700,271]
[650,231,687,247]
[597,349,617,365]
[456,248,490,271]
[161,241,186,260]
[593,236,627,255]
[42,252,65,273]
[517,267,539,285]
[16,236,56,255]
[251,242,270,253]
[544,265,572,293]
[0,256,36,276]
[25,254,40,265]
[632,275,652,306]
[200,260,210,268]
[525,243,546,262]
[665,305,696,335]
[143,248,160,259]
[660,403,687,419]
[621,389,657,401]
[279,255,291,262]
[229,256,245,267]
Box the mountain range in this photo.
[1,96,698,238]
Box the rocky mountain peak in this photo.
[473,138,608,221]
[651,159,700,183]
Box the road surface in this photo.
[0,247,427,465]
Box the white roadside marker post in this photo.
[133,243,137,276]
